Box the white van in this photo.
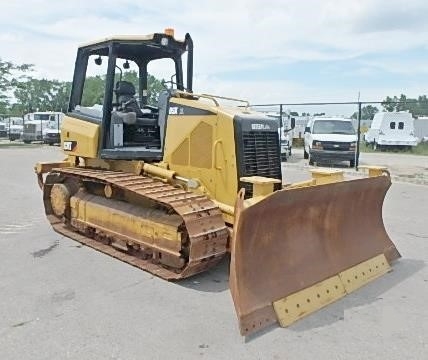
[364,112,418,149]
[304,117,357,167]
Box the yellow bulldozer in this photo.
[35,29,400,336]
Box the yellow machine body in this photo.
[36,31,400,337]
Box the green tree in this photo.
[381,94,428,116]
[382,96,397,112]
[81,75,105,107]
[121,70,165,105]
[351,105,379,120]
[82,71,164,107]
[12,77,71,113]
[147,74,165,105]
[52,81,72,112]
[13,77,53,113]
[0,58,33,113]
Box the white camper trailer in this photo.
[364,112,418,149]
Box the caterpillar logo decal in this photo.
[63,141,77,151]
[168,104,215,116]
[251,123,271,130]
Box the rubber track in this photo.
[44,167,229,280]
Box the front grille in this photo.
[240,131,281,198]
[321,141,350,151]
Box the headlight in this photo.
[350,142,356,150]
[312,140,323,150]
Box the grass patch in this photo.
[359,141,428,155]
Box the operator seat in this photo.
[113,81,160,148]
[114,81,144,117]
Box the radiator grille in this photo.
[321,141,351,151]
[240,131,281,198]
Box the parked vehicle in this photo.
[0,122,7,137]
[279,130,292,161]
[22,121,47,143]
[43,127,60,145]
[414,117,428,142]
[22,112,64,143]
[304,117,357,167]
[364,112,418,150]
[265,112,295,161]
[9,124,23,141]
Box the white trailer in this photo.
[364,112,418,149]
[414,117,428,142]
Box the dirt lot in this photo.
[0,146,427,360]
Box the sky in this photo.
[1,0,427,114]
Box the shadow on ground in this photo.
[243,258,425,342]
[288,258,425,332]
[178,256,230,293]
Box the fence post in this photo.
[356,102,362,170]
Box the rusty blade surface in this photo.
[230,175,401,336]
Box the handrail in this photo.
[213,139,223,170]
[173,90,250,108]
[173,90,218,106]
[201,93,250,108]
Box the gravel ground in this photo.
[0,146,427,360]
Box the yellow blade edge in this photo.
[273,254,391,327]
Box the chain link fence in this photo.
[252,100,428,169]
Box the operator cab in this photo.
[68,30,193,160]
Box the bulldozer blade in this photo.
[229,175,400,336]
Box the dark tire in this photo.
[23,140,31,144]
[303,149,309,159]
[350,159,355,167]
[308,154,314,166]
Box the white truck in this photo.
[265,112,295,161]
[364,112,418,150]
[304,117,357,167]
[22,112,64,143]
[0,122,7,137]
[9,124,23,141]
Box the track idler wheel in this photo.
[50,183,72,217]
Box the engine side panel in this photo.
[163,97,238,206]
[61,115,100,158]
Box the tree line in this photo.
[350,95,428,120]
[2,58,428,120]
[0,58,164,116]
